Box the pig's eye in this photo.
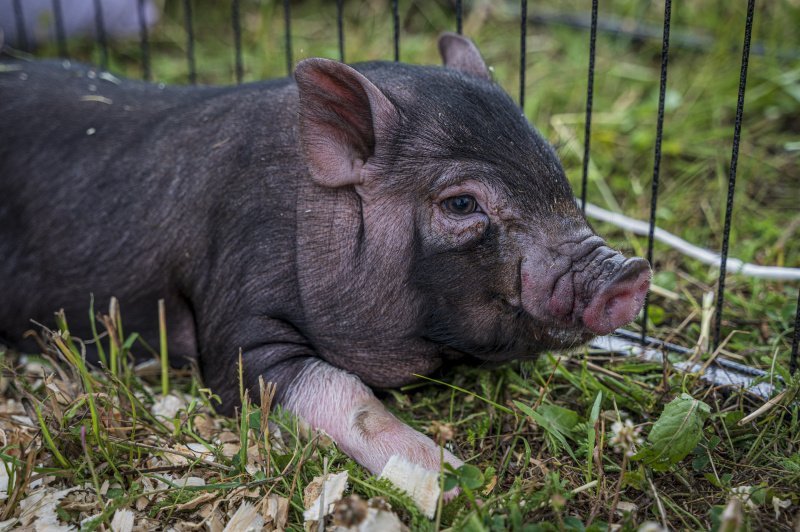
[443,195,480,215]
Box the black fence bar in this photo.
[580,0,598,214]
[337,0,345,62]
[392,0,400,62]
[183,0,197,84]
[713,0,756,349]
[641,0,672,343]
[137,0,151,81]
[791,289,799,375]
[92,0,109,70]
[232,0,244,84]
[456,0,463,35]
[11,0,28,52]
[519,0,527,108]
[283,0,293,74]
[51,0,68,58]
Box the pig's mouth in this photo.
[422,252,651,362]
[422,301,597,362]
[415,234,650,362]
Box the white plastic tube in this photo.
[584,202,800,281]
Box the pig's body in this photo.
[1,59,469,396]
[0,62,312,398]
[0,37,650,477]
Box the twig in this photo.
[106,437,235,472]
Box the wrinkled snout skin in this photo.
[0,34,649,480]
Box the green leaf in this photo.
[515,401,578,460]
[586,392,602,481]
[704,472,724,488]
[248,409,261,432]
[463,513,489,532]
[536,405,580,437]
[633,393,711,471]
[563,516,585,531]
[458,464,485,490]
[692,453,710,472]
[443,472,459,492]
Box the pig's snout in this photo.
[581,258,651,335]
[521,243,651,336]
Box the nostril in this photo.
[582,267,651,335]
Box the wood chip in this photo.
[223,502,263,532]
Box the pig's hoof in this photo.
[379,455,441,518]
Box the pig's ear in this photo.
[438,32,491,81]
[295,58,397,188]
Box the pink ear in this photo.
[438,32,491,81]
[295,58,397,188]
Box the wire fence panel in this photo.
[137,0,151,81]
[580,0,598,215]
[792,289,799,375]
[283,0,293,75]
[232,0,244,84]
[713,0,757,349]
[641,0,672,343]
[183,0,196,84]
[392,0,399,62]
[2,0,795,377]
[337,0,345,62]
[92,0,109,70]
[519,0,527,109]
[51,0,68,58]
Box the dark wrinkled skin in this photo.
[0,36,649,476]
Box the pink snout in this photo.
[582,258,651,335]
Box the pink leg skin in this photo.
[282,360,464,478]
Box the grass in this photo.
[2,0,799,529]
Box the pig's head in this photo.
[294,33,650,363]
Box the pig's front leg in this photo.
[282,359,463,476]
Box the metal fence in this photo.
[6,0,799,377]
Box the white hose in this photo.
[584,202,800,281]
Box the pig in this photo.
[0,34,650,477]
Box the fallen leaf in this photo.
[193,414,219,440]
[18,486,80,529]
[261,494,289,529]
[151,394,186,419]
[197,503,225,532]
[223,502,264,532]
[303,471,349,522]
[616,501,638,515]
[110,508,134,532]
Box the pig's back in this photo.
[0,59,303,358]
